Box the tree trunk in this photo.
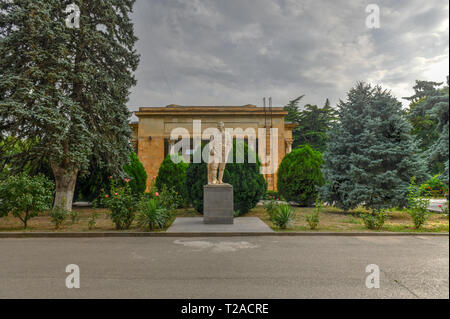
[51,163,78,212]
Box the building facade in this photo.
[132,104,296,191]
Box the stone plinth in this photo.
[203,184,234,224]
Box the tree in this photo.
[405,78,449,179]
[321,82,428,211]
[296,102,336,152]
[283,96,336,151]
[277,145,324,206]
[155,154,188,200]
[0,173,54,228]
[0,0,139,211]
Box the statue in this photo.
[207,121,232,184]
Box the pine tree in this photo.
[321,82,428,211]
[405,78,449,184]
[296,100,336,152]
[0,1,139,210]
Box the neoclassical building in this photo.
[131,104,296,191]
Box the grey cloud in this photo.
[128,0,449,113]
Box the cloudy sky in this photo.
[128,0,449,113]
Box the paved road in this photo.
[0,236,448,299]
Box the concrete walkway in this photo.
[167,217,274,233]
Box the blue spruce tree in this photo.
[321,82,428,211]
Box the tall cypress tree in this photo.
[0,0,139,210]
[321,82,428,211]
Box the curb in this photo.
[0,231,448,238]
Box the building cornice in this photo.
[135,105,288,117]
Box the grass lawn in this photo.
[247,205,449,233]
[0,205,448,233]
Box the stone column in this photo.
[285,138,293,154]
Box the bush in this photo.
[264,190,282,200]
[186,140,267,215]
[155,154,188,203]
[75,152,147,202]
[137,197,171,230]
[99,178,139,230]
[305,199,321,230]
[272,204,296,229]
[264,199,279,221]
[408,177,430,229]
[124,152,148,195]
[88,212,98,230]
[420,174,448,198]
[69,210,80,224]
[50,205,68,229]
[360,210,388,230]
[277,145,324,206]
[0,173,54,228]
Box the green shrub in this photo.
[277,145,324,206]
[186,140,267,215]
[124,152,148,195]
[360,210,388,230]
[155,154,188,203]
[420,174,448,198]
[137,197,171,230]
[50,205,68,229]
[158,185,182,215]
[408,177,430,229]
[0,173,54,228]
[88,212,98,230]
[99,178,139,230]
[264,190,282,200]
[69,210,80,224]
[272,204,296,229]
[305,199,321,230]
[264,199,279,221]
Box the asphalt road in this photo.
[0,236,448,299]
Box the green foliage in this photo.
[158,185,183,215]
[284,97,336,151]
[88,212,98,230]
[124,152,148,195]
[277,145,324,206]
[321,82,428,211]
[264,190,282,200]
[360,210,389,230]
[155,154,188,202]
[137,198,171,231]
[0,173,54,228]
[439,202,449,217]
[420,174,448,198]
[272,204,296,229]
[50,204,68,229]
[264,199,280,221]
[69,210,80,224]
[99,178,139,230]
[305,199,322,230]
[186,140,267,215]
[405,79,449,178]
[407,177,430,229]
[0,0,139,208]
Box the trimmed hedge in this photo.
[186,140,267,215]
[155,154,188,199]
[277,145,324,206]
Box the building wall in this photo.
[135,107,294,191]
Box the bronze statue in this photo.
[207,121,232,184]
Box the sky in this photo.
[128,0,449,115]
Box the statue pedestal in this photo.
[203,183,234,224]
